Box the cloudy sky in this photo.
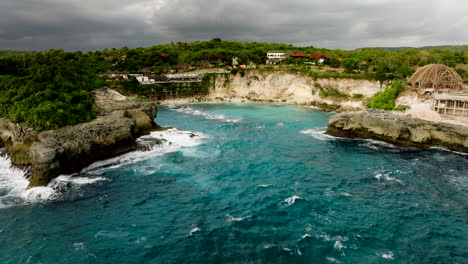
[0,0,467,51]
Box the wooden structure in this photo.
[433,93,468,117]
[408,64,463,92]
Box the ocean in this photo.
[0,103,467,263]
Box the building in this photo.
[136,76,149,83]
[408,64,467,118]
[433,93,468,117]
[267,53,287,59]
[408,64,463,93]
[266,52,288,64]
[291,52,307,58]
[138,68,153,76]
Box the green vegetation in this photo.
[367,81,406,110]
[0,39,466,131]
[0,50,104,130]
[353,94,363,99]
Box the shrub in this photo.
[353,94,363,99]
[367,81,405,110]
[230,68,238,75]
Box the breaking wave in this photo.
[0,128,207,208]
[169,106,241,123]
[300,128,338,141]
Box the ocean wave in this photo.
[0,128,207,208]
[282,195,303,207]
[379,251,395,260]
[303,105,322,110]
[375,173,403,184]
[83,128,208,174]
[188,227,200,236]
[300,128,338,141]
[225,214,250,222]
[169,106,241,123]
[0,156,109,208]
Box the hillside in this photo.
[360,44,468,52]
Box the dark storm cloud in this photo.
[0,0,466,50]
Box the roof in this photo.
[434,93,468,101]
[409,64,463,90]
[138,68,152,73]
[149,75,169,81]
[160,53,168,57]
[310,53,321,59]
[291,52,307,57]
[320,55,330,59]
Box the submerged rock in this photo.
[0,89,159,187]
[327,110,468,153]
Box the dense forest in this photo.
[0,39,467,130]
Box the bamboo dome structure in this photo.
[408,64,463,91]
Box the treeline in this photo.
[0,50,105,130]
[0,39,467,130]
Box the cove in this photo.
[0,103,467,263]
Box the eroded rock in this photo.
[327,110,468,153]
[0,89,159,187]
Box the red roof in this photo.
[160,53,168,57]
[310,53,321,59]
[291,52,307,57]
[320,54,330,59]
[337,57,343,61]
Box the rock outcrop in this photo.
[327,110,468,153]
[0,89,158,187]
[209,70,385,111]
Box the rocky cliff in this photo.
[0,89,158,187]
[209,71,385,111]
[327,110,468,153]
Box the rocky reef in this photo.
[327,110,468,153]
[0,89,159,187]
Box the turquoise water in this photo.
[0,103,467,263]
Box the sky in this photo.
[0,0,467,51]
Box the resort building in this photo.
[408,64,467,118]
[433,93,468,117]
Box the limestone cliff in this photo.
[327,110,468,153]
[0,89,158,187]
[209,70,385,111]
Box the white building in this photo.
[267,53,287,59]
[136,76,149,83]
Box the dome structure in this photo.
[408,64,463,91]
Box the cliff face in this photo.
[0,89,158,187]
[210,71,384,111]
[327,110,468,153]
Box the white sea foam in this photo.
[73,242,85,251]
[300,128,338,141]
[188,227,200,236]
[430,147,468,156]
[276,122,285,127]
[226,214,249,222]
[326,257,341,263]
[375,173,403,184]
[83,128,208,173]
[379,251,395,260]
[171,106,241,123]
[283,195,302,207]
[334,241,345,249]
[303,105,322,110]
[257,184,272,187]
[0,128,206,208]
